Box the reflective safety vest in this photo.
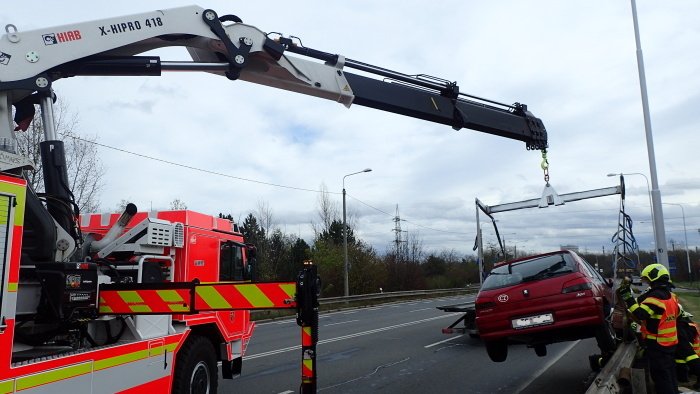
[633,296,679,346]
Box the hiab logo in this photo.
[42,30,82,45]
[0,52,10,65]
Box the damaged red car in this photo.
[475,250,616,362]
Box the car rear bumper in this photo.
[476,296,604,344]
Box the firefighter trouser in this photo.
[648,346,678,394]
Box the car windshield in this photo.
[481,253,577,290]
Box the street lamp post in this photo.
[608,172,657,261]
[664,203,692,281]
[628,0,669,268]
[343,168,372,297]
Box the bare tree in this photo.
[312,183,339,236]
[169,198,188,210]
[15,100,104,212]
[406,231,425,264]
[256,199,275,236]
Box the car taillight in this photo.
[476,301,496,310]
[562,281,592,294]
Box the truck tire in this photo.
[172,335,219,394]
[485,340,508,362]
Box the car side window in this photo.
[578,261,593,278]
[580,258,603,283]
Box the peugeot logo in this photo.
[497,294,509,302]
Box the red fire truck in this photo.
[0,5,548,393]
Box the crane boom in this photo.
[0,5,547,152]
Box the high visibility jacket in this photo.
[625,285,679,347]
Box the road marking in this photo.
[424,334,465,348]
[324,319,359,327]
[409,307,432,313]
[277,391,294,394]
[258,315,330,326]
[514,340,580,393]
[244,313,462,360]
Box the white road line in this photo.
[244,313,462,360]
[324,319,359,327]
[258,315,330,326]
[277,391,294,394]
[409,307,433,313]
[424,334,465,348]
[514,340,580,393]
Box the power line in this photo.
[72,136,339,194]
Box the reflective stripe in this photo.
[0,379,13,394]
[0,181,25,226]
[302,326,312,347]
[643,298,666,309]
[16,362,92,391]
[638,304,655,316]
[302,359,313,377]
[196,286,232,309]
[156,289,191,312]
[236,285,274,308]
[646,334,677,343]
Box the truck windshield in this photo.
[481,253,577,290]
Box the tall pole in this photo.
[630,0,669,268]
[343,168,372,297]
[664,203,691,281]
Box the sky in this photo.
[1,1,699,258]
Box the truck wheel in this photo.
[172,335,219,394]
[485,340,508,362]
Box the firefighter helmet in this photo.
[640,263,670,283]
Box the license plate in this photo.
[512,313,554,329]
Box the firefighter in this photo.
[617,263,680,394]
[676,305,700,388]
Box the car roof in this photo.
[492,250,573,268]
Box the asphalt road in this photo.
[222,295,600,393]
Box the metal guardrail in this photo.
[584,341,638,393]
[318,286,476,306]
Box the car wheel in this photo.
[534,344,547,357]
[594,318,617,353]
[485,340,508,362]
[468,333,480,339]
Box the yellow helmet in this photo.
[640,263,671,283]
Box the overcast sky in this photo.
[2,1,699,258]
